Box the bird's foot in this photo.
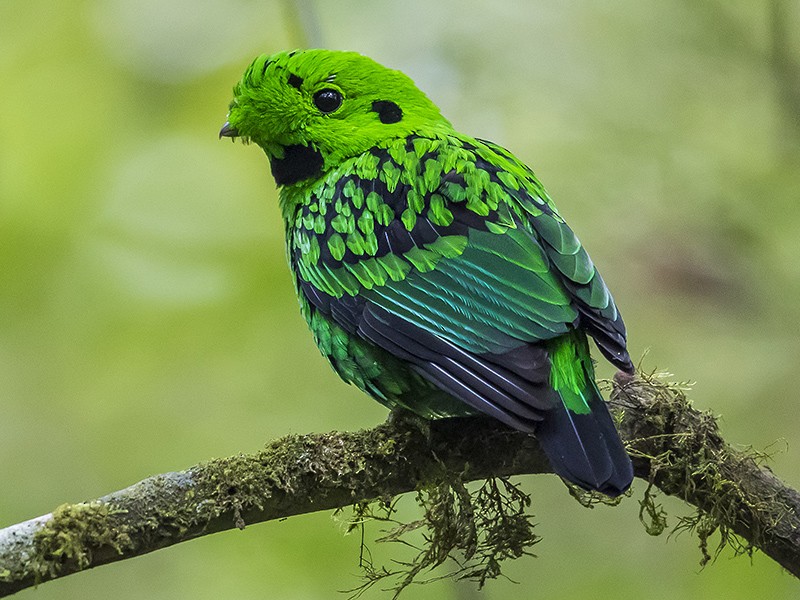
[387,408,433,443]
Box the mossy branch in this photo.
[1,372,798,597]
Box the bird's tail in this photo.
[536,339,633,496]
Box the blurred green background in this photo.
[2,1,799,598]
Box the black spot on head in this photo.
[288,73,303,89]
[371,100,403,124]
[260,59,272,78]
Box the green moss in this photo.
[184,424,415,535]
[346,475,539,598]
[638,482,668,536]
[32,502,132,580]
[616,370,774,567]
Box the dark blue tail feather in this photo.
[535,386,633,496]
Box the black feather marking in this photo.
[296,276,366,338]
[358,309,538,426]
[578,307,633,372]
[480,345,552,387]
[412,364,536,431]
[270,144,324,186]
[437,357,545,421]
[357,306,428,364]
[357,305,556,423]
[293,140,492,266]
[382,229,397,255]
[299,279,332,313]
[385,219,426,253]
[448,197,499,230]
[419,218,444,241]
[329,294,365,335]
[407,217,439,247]
[287,73,304,89]
[371,100,403,124]
[366,314,544,418]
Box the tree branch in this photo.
[1,372,798,596]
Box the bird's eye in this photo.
[313,89,343,114]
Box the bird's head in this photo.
[220,49,452,185]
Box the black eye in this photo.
[313,89,343,114]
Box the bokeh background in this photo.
[2,1,799,598]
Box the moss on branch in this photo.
[1,372,798,597]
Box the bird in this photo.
[220,49,634,496]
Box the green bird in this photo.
[221,49,634,496]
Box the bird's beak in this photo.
[219,122,239,139]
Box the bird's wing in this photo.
[291,137,630,428]
[476,138,633,372]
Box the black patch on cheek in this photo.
[371,100,403,124]
[288,73,303,89]
[269,144,324,186]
